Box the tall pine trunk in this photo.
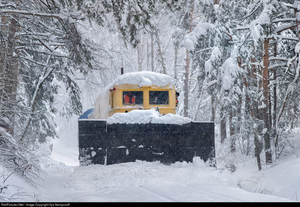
[262,38,272,165]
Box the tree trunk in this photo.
[174,44,178,81]
[210,96,215,122]
[183,7,195,118]
[254,133,262,171]
[295,1,300,40]
[153,27,167,74]
[262,38,272,165]
[151,31,154,72]
[229,108,236,153]
[184,49,190,117]
[147,33,149,71]
[137,39,142,71]
[214,0,220,5]
[0,14,20,134]
[250,50,263,170]
[220,118,226,143]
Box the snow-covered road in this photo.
[35,156,292,202]
[38,182,291,202]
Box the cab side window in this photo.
[123,91,143,105]
[149,91,169,105]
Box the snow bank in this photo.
[215,129,300,202]
[0,163,39,201]
[107,109,192,125]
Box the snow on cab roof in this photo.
[113,71,175,87]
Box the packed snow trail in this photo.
[34,159,292,202]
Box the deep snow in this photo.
[1,114,300,202]
[1,134,299,202]
[33,158,293,202]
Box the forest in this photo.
[1,0,300,191]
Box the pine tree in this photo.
[0,0,91,183]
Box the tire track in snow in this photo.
[140,184,220,202]
[139,186,178,202]
[180,184,245,202]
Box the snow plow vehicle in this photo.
[78,71,215,166]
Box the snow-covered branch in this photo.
[276,52,300,134]
[275,23,296,34]
[272,18,296,23]
[0,9,85,21]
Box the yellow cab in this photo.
[92,71,178,119]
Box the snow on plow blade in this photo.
[78,120,215,166]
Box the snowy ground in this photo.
[1,116,300,202]
[34,158,292,202]
[1,139,298,202]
